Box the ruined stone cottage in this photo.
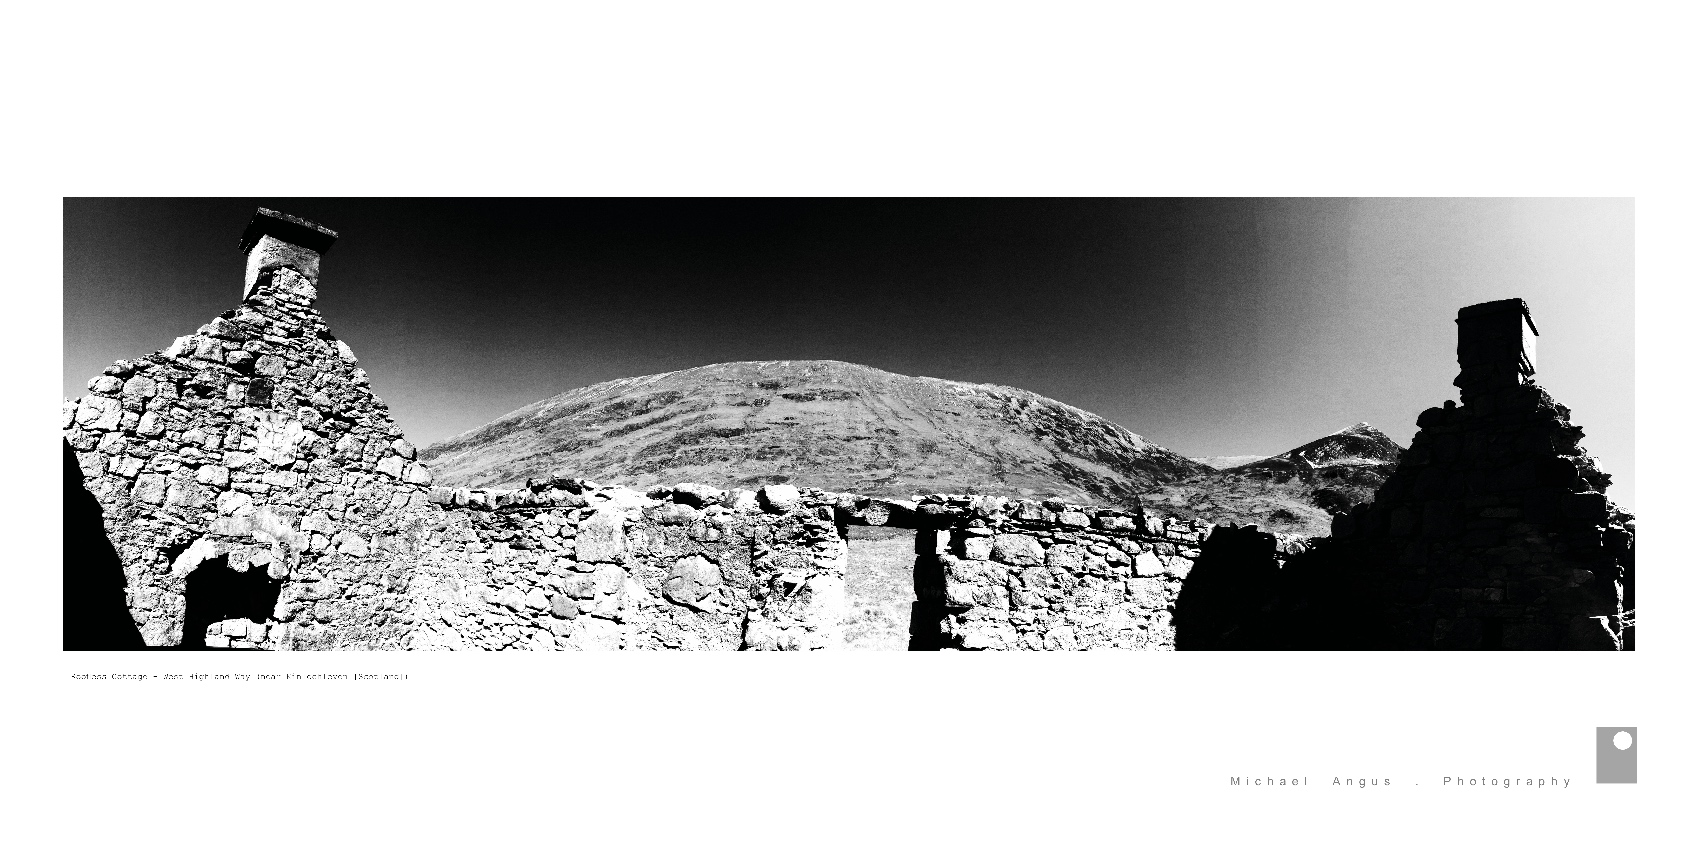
[62,210,1633,650]
[1320,299,1635,649]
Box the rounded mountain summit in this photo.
[420,360,1211,505]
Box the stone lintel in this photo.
[239,208,338,256]
[1457,297,1538,336]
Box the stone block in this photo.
[1042,625,1081,650]
[210,516,254,537]
[945,581,978,607]
[990,534,1044,566]
[216,490,254,516]
[337,533,369,558]
[252,355,287,376]
[575,511,627,563]
[663,555,724,611]
[757,484,801,512]
[727,489,759,512]
[163,484,195,509]
[592,564,625,595]
[497,586,526,612]
[960,535,993,561]
[1095,514,1138,532]
[563,575,596,599]
[301,511,335,534]
[1045,543,1083,571]
[75,395,123,431]
[263,469,299,488]
[135,411,165,437]
[1163,556,1193,580]
[122,375,156,399]
[670,482,724,508]
[1126,578,1166,610]
[549,593,577,619]
[955,621,1015,650]
[195,464,229,488]
[375,455,404,479]
[1133,552,1165,577]
[132,473,168,505]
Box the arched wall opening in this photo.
[177,556,283,650]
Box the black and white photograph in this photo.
[62,198,1635,652]
[16,3,1690,845]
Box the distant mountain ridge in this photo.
[1233,422,1404,481]
[1191,455,1265,470]
[1140,421,1405,535]
[421,360,1211,505]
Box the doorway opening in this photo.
[178,557,282,649]
[842,524,950,650]
[843,525,915,650]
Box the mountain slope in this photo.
[1139,422,1405,536]
[421,360,1210,504]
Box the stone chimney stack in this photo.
[238,208,339,300]
[1453,298,1539,404]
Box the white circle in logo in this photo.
[1613,731,1633,750]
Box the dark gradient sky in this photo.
[64,198,1634,507]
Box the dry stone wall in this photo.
[912,496,1302,650]
[394,480,848,650]
[347,480,1251,651]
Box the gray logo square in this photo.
[1597,727,1636,784]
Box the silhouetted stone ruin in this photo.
[1173,298,1634,650]
[1322,298,1633,649]
[62,212,1633,650]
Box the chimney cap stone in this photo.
[238,208,338,257]
[1457,297,1538,335]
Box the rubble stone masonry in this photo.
[64,260,436,648]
